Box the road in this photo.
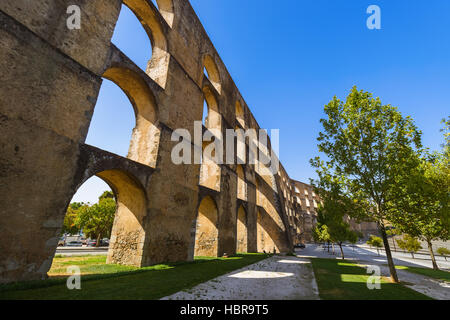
[302,243,450,270]
[55,246,108,256]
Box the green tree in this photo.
[99,191,115,201]
[314,181,360,260]
[366,235,383,256]
[61,202,86,235]
[311,86,422,282]
[396,234,422,259]
[388,120,449,270]
[348,230,359,251]
[437,247,450,261]
[313,224,331,249]
[76,196,116,246]
[438,117,450,231]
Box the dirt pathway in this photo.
[161,255,319,300]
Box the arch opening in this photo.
[102,67,161,168]
[199,139,221,191]
[256,179,286,253]
[120,0,170,88]
[112,4,152,71]
[85,79,136,159]
[257,210,278,254]
[203,55,221,94]
[193,196,219,257]
[199,87,221,191]
[235,126,246,164]
[236,205,248,253]
[51,169,148,277]
[236,101,245,128]
[237,165,246,201]
[202,86,221,131]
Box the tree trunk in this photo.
[411,252,414,259]
[379,223,399,283]
[327,241,330,253]
[427,240,439,270]
[339,243,345,260]
[96,233,101,248]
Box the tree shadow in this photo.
[310,258,432,300]
[0,254,269,300]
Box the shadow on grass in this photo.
[310,258,432,300]
[0,253,269,300]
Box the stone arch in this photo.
[236,165,246,201]
[255,178,262,207]
[152,0,174,27]
[257,210,277,254]
[203,54,221,94]
[236,205,248,253]
[234,125,247,165]
[202,86,221,131]
[194,196,219,257]
[235,100,245,128]
[112,4,152,71]
[123,0,170,88]
[199,140,221,191]
[199,86,221,191]
[103,66,160,168]
[69,168,148,267]
[255,177,288,253]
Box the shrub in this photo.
[437,247,450,261]
[396,234,422,259]
[366,235,383,256]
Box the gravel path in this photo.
[161,255,319,300]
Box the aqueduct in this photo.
[0,0,325,283]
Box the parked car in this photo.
[99,239,109,247]
[87,238,109,247]
[294,243,306,249]
[57,237,65,247]
[66,240,83,247]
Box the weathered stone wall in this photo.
[0,0,293,283]
[279,172,381,244]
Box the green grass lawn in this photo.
[395,265,450,282]
[0,253,269,300]
[310,258,432,300]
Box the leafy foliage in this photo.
[60,191,117,244]
[310,86,422,281]
[310,178,361,259]
[99,191,115,201]
[386,119,449,269]
[61,202,86,235]
[313,224,331,244]
[396,234,422,258]
[76,197,116,243]
[436,247,450,260]
[366,235,383,248]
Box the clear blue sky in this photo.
[72,0,450,203]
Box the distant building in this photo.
[277,165,378,245]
